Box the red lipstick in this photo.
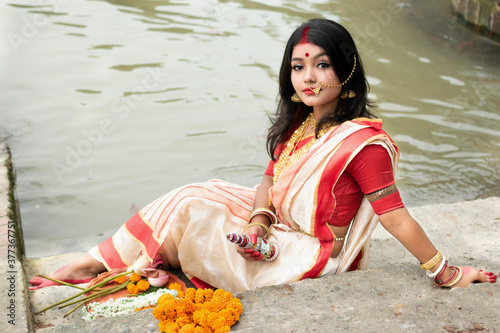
[303,88,316,95]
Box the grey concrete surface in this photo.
[29,263,500,333]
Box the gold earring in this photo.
[291,93,302,103]
[341,90,356,99]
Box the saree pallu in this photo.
[89,118,399,293]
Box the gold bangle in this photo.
[440,266,463,288]
[420,251,442,271]
[244,222,270,239]
[249,208,277,225]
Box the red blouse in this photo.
[265,136,404,226]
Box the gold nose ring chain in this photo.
[310,55,357,96]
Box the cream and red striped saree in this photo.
[89,118,398,293]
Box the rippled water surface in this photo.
[1,0,499,257]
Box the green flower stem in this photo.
[59,281,131,309]
[35,270,133,315]
[36,275,89,290]
[63,282,132,318]
[37,275,108,291]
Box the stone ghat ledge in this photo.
[0,141,33,333]
[450,0,500,42]
[25,197,500,332]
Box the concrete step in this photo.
[26,263,499,333]
[0,142,33,333]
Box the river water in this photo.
[1,0,499,258]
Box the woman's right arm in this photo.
[253,174,275,212]
[236,174,275,260]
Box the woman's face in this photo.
[290,43,341,114]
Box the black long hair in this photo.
[266,19,375,160]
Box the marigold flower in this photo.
[206,298,225,313]
[159,299,178,319]
[178,323,196,333]
[175,315,192,327]
[202,289,214,302]
[153,305,168,321]
[210,314,230,332]
[114,275,128,284]
[127,283,140,295]
[168,282,184,298]
[136,279,150,292]
[195,289,206,305]
[158,293,174,304]
[218,309,232,326]
[176,302,195,317]
[158,320,167,332]
[192,309,210,327]
[159,320,178,333]
[214,325,231,333]
[206,312,220,327]
[130,273,142,282]
[213,289,228,299]
[194,326,212,333]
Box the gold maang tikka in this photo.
[310,55,357,97]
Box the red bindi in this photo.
[305,53,309,57]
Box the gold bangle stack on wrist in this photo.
[420,251,442,271]
[244,222,270,239]
[420,251,463,288]
[434,266,463,288]
[244,208,277,240]
[249,208,277,225]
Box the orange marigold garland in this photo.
[137,279,151,292]
[130,273,142,283]
[154,287,243,333]
[127,283,141,295]
[114,275,128,284]
[125,276,151,295]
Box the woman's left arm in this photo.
[378,208,496,287]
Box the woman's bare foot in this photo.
[453,266,497,288]
[29,253,106,290]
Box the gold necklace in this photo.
[272,113,336,185]
[272,113,312,186]
[309,114,318,129]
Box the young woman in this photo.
[30,19,496,292]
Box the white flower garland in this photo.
[82,288,178,321]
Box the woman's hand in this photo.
[235,226,266,261]
[452,266,497,288]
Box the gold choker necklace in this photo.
[272,113,336,186]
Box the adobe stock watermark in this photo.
[464,72,497,107]
[211,127,268,183]
[205,0,248,29]
[349,0,404,50]
[407,69,497,165]
[47,67,168,182]
[7,0,74,54]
